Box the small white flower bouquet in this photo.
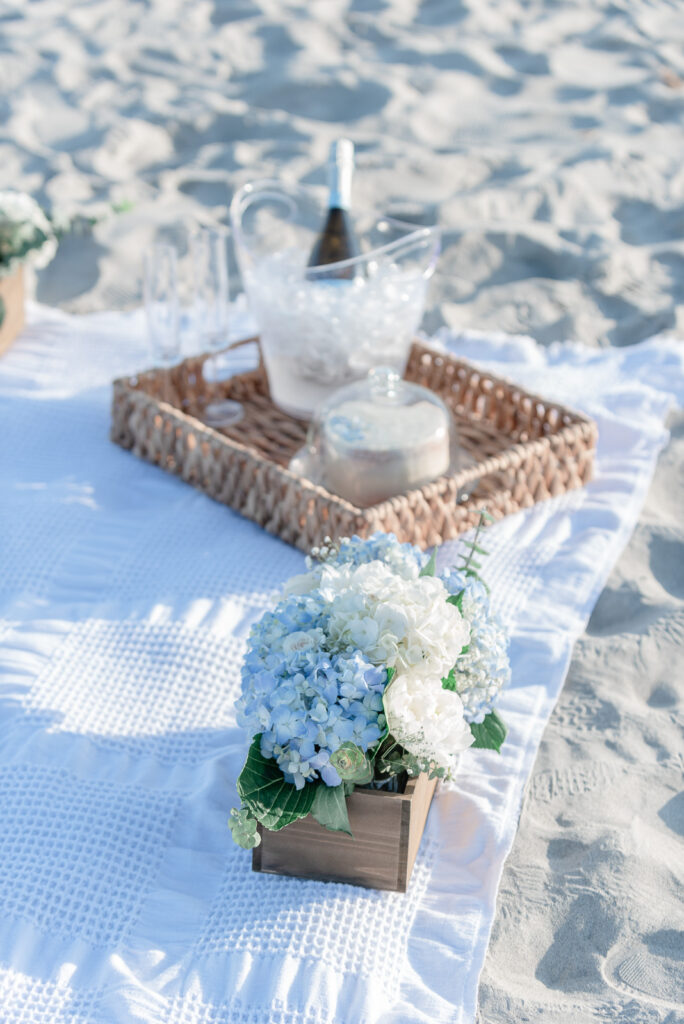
[230,525,510,852]
[0,190,99,351]
[0,190,58,279]
[0,190,60,351]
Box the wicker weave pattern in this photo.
[110,340,597,551]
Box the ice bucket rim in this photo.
[230,177,442,279]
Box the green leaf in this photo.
[446,591,464,611]
[0,295,5,329]
[370,666,396,761]
[330,742,373,784]
[343,780,356,797]
[230,827,261,850]
[419,547,438,577]
[469,544,489,556]
[469,710,508,752]
[237,735,316,831]
[442,667,457,692]
[228,806,261,849]
[377,755,407,777]
[311,784,353,836]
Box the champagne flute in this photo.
[144,243,181,403]
[191,226,243,428]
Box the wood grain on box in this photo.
[0,268,25,356]
[252,773,437,892]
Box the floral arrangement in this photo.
[0,190,59,279]
[229,524,510,849]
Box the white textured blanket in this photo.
[0,305,681,1024]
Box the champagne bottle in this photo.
[307,139,358,280]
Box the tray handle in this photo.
[190,335,262,371]
[223,335,262,366]
[225,335,260,352]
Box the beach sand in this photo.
[1,1,683,1020]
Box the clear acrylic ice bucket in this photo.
[230,180,441,419]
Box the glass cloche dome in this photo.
[289,367,470,507]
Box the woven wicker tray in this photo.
[111,339,597,552]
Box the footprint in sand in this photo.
[604,930,684,1012]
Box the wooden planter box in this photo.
[252,773,437,892]
[0,267,25,356]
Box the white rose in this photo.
[384,666,474,777]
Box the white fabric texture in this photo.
[0,303,682,1024]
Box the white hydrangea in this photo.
[0,190,57,276]
[318,560,470,678]
[383,666,474,777]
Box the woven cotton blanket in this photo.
[0,304,682,1024]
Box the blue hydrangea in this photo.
[236,590,388,789]
[315,532,428,579]
[439,568,511,723]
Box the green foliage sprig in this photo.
[440,511,507,753]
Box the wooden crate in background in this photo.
[0,267,25,356]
